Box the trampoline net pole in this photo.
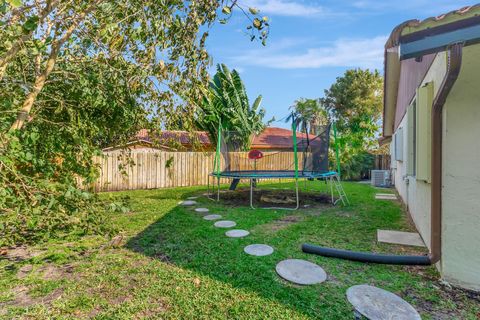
[333,122,341,178]
[292,116,299,180]
[215,121,222,177]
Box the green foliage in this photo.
[322,69,383,150]
[331,149,374,180]
[194,63,270,149]
[0,1,268,245]
[321,69,383,180]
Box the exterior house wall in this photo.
[441,44,480,291]
[391,46,480,290]
[392,52,447,249]
[394,54,435,130]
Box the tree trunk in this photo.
[9,3,95,131]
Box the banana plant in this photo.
[195,64,270,150]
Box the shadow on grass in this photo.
[124,200,352,318]
[123,182,435,318]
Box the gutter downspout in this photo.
[302,43,464,266]
[429,43,463,263]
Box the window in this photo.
[416,82,433,182]
[390,134,397,169]
[394,127,404,161]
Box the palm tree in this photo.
[286,98,329,135]
[195,64,269,150]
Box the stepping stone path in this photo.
[180,200,197,206]
[225,229,249,238]
[203,214,222,221]
[195,208,209,213]
[214,220,236,228]
[187,196,199,200]
[347,284,421,320]
[276,259,327,285]
[244,244,274,256]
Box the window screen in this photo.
[416,82,433,182]
[394,127,404,161]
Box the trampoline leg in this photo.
[330,176,334,204]
[250,178,255,209]
[294,179,299,210]
[207,175,210,199]
[217,176,220,201]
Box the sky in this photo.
[204,0,473,128]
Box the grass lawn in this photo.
[1,181,479,319]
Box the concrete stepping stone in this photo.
[375,193,397,200]
[347,284,421,320]
[195,208,209,213]
[187,196,199,200]
[377,230,426,247]
[180,200,197,206]
[203,214,222,221]
[275,259,327,285]
[244,244,274,256]
[225,229,249,238]
[214,220,236,228]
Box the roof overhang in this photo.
[399,15,480,60]
[382,5,480,139]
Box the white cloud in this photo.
[233,35,388,69]
[241,0,327,17]
[351,0,473,15]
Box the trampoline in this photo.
[214,170,338,179]
[208,115,349,209]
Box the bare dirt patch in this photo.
[35,263,75,281]
[260,215,303,232]
[0,246,44,262]
[134,299,169,319]
[218,189,332,209]
[403,284,480,319]
[0,285,63,309]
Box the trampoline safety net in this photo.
[215,124,331,177]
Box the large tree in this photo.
[194,64,270,149]
[322,69,383,149]
[0,0,269,245]
[321,68,383,179]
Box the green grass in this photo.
[1,182,479,319]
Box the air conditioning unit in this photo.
[371,170,391,187]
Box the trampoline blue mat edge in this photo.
[210,170,338,179]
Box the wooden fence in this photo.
[373,154,391,171]
[93,150,303,192]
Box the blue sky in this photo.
[205,0,473,128]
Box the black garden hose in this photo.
[302,243,431,265]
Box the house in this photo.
[251,127,322,152]
[102,129,213,152]
[104,127,321,152]
[381,5,480,291]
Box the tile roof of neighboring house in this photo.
[130,127,322,150]
[135,129,211,147]
[382,4,480,140]
[251,127,320,150]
